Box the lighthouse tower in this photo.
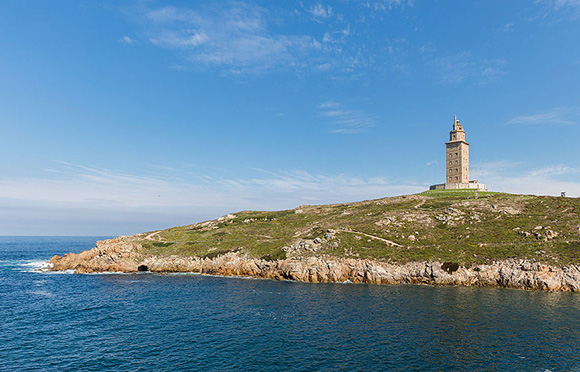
[429,115,487,191]
[446,115,469,187]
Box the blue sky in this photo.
[1,0,580,235]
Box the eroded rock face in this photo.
[50,237,142,273]
[48,237,580,292]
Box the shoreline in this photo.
[48,237,580,292]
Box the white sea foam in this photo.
[22,260,52,269]
[166,272,201,276]
[19,260,53,273]
[0,259,53,272]
[43,269,76,275]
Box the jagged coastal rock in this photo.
[49,192,580,292]
[49,236,580,292]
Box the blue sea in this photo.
[2,236,580,371]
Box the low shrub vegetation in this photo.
[137,192,580,267]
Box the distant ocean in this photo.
[2,236,580,371]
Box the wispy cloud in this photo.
[429,51,507,85]
[322,26,350,44]
[529,165,578,177]
[470,160,524,180]
[361,0,414,14]
[529,0,580,21]
[317,101,377,134]
[419,44,437,54]
[471,161,580,196]
[130,2,414,76]
[143,4,319,74]
[318,100,340,109]
[119,35,136,44]
[307,3,333,19]
[497,22,514,32]
[0,161,422,234]
[506,107,578,126]
[547,0,580,11]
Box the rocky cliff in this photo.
[49,236,580,292]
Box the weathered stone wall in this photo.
[446,141,469,184]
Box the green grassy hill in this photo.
[137,190,580,267]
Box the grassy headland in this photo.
[137,191,580,268]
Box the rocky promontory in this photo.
[49,235,580,292]
[49,191,580,291]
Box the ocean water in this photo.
[2,237,580,371]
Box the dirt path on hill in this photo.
[341,229,401,247]
[144,231,161,241]
[414,199,427,209]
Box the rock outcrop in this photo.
[50,237,142,273]
[48,237,580,292]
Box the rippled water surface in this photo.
[2,236,580,371]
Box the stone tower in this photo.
[430,115,486,191]
[446,115,469,186]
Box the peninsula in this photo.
[49,190,580,291]
[48,117,580,291]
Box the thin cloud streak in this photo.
[119,35,136,44]
[497,22,515,32]
[430,51,507,85]
[317,101,377,134]
[506,107,578,126]
[0,162,423,234]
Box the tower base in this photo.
[429,180,487,191]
